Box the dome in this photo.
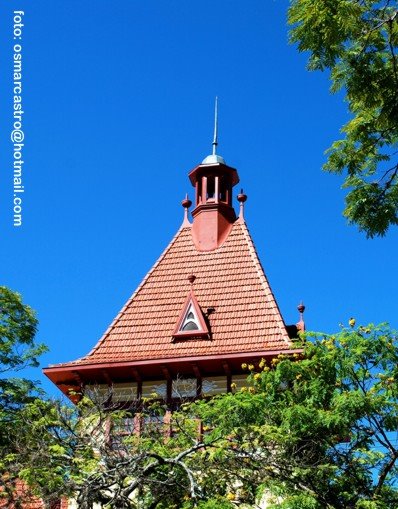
[201,154,226,165]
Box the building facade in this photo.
[36,133,306,509]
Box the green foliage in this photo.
[10,399,93,504]
[193,498,235,509]
[3,318,397,509]
[269,492,322,509]
[0,287,50,506]
[0,286,46,409]
[0,285,47,416]
[190,323,398,508]
[288,0,398,237]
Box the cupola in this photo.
[188,98,240,251]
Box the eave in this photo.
[43,347,303,400]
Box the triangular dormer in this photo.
[172,290,209,340]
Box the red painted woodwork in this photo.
[172,289,210,340]
[188,161,239,251]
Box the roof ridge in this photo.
[237,220,291,346]
[76,224,192,363]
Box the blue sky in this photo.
[0,1,397,397]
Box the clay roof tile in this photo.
[48,219,291,369]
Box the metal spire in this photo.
[212,96,218,156]
[201,96,225,164]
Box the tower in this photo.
[188,98,239,251]
[44,105,303,409]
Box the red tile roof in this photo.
[50,218,291,370]
[0,480,66,509]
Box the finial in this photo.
[181,194,192,227]
[297,302,305,315]
[181,193,192,209]
[296,302,306,332]
[188,274,196,285]
[237,189,248,220]
[212,96,218,156]
[201,97,226,165]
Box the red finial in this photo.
[237,189,247,203]
[181,194,192,226]
[237,189,247,219]
[296,302,306,332]
[182,194,192,209]
[188,274,196,285]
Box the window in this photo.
[84,384,111,404]
[206,176,215,200]
[110,414,137,449]
[219,176,227,202]
[181,305,200,331]
[232,374,250,391]
[202,376,227,396]
[111,383,138,402]
[172,290,210,340]
[142,414,165,435]
[172,378,198,398]
[142,380,167,399]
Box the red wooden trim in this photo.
[43,348,303,377]
[172,289,209,339]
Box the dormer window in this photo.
[172,290,210,340]
[181,305,200,331]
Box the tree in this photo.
[288,0,398,237]
[192,322,398,508]
[0,285,47,416]
[10,393,229,509]
[0,285,43,383]
[0,286,47,506]
[12,323,398,509]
